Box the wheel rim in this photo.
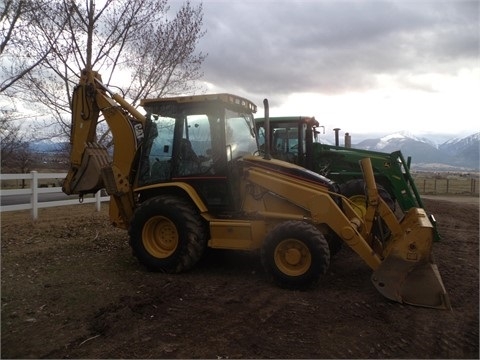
[348,195,367,218]
[142,216,178,258]
[274,238,311,276]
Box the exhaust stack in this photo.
[263,99,271,160]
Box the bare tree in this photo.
[0,103,35,174]
[123,1,206,103]
[0,108,22,167]
[0,0,65,93]
[13,0,206,141]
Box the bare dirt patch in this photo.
[1,197,478,359]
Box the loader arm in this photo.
[240,155,450,309]
[63,69,146,229]
[241,156,383,269]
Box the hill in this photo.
[353,132,479,171]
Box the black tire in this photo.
[339,179,396,212]
[261,221,330,290]
[340,179,394,241]
[333,179,390,255]
[128,195,207,273]
[325,232,343,257]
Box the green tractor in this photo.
[255,116,439,240]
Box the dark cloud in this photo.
[196,0,479,99]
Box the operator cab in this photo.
[137,94,258,213]
[256,116,320,169]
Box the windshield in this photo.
[137,106,258,185]
[257,122,303,155]
[225,109,257,160]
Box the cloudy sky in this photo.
[186,0,479,141]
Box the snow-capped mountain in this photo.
[440,133,479,153]
[353,132,479,170]
[439,133,479,170]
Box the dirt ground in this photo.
[1,196,478,359]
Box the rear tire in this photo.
[340,179,395,241]
[261,221,330,290]
[340,179,395,214]
[129,195,207,273]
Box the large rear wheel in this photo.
[261,221,330,290]
[340,179,395,242]
[129,195,207,273]
[340,179,395,216]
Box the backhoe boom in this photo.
[63,69,145,228]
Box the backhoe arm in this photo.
[63,69,146,229]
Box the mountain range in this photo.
[351,132,479,171]
[31,132,480,172]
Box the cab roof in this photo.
[255,116,319,127]
[140,93,257,113]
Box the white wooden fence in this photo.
[0,171,109,220]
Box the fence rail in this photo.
[1,171,478,220]
[0,172,109,220]
[413,177,478,195]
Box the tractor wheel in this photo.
[340,179,395,241]
[327,178,395,257]
[261,221,330,290]
[339,179,395,216]
[128,195,207,273]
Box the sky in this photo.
[179,0,480,142]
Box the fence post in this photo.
[95,190,101,212]
[31,171,39,220]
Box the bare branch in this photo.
[0,0,53,92]
[3,0,207,147]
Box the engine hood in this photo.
[240,155,339,193]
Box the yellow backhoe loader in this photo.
[63,69,451,309]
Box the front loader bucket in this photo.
[371,208,451,310]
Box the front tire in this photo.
[261,221,330,290]
[129,195,207,273]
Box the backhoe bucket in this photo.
[63,143,109,195]
[371,208,451,310]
